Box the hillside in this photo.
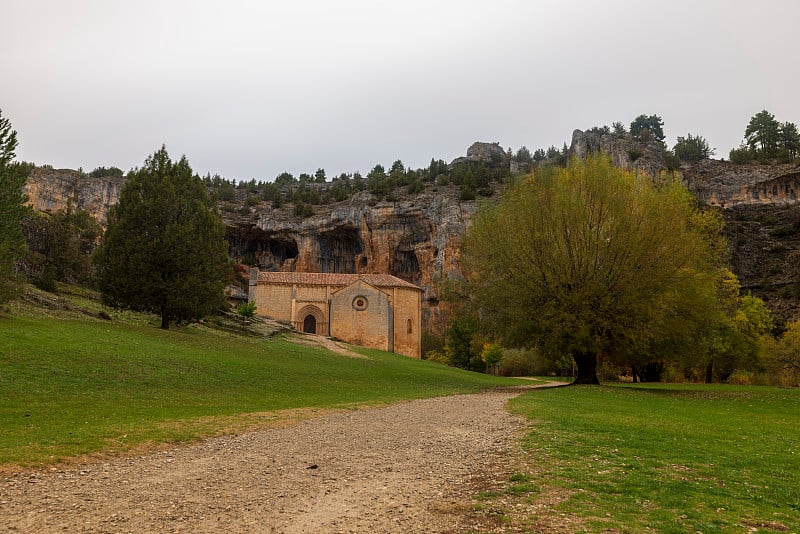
[1,283,524,466]
[21,137,800,325]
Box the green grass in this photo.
[507,384,800,533]
[0,314,525,466]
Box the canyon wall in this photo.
[680,159,800,207]
[225,187,476,330]
[23,167,125,225]
[20,140,800,325]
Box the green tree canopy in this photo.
[23,209,101,288]
[744,110,780,157]
[673,133,715,161]
[274,171,296,185]
[94,145,231,329]
[88,166,124,178]
[630,114,665,142]
[461,155,727,384]
[0,109,31,304]
[513,146,533,164]
[779,121,800,159]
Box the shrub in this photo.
[235,300,257,318]
[673,133,714,161]
[729,146,754,164]
[88,166,124,178]
[627,148,644,161]
[425,349,451,366]
[728,370,753,385]
[496,348,540,377]
[480,342,504,374]
[663,149,681,171]
[770,225,796,238]
[459,187,476,201]
[421,330,445,358]
[598,360,627,381]
[293,202,314,218]
[32,266,58,293]
[660,363,685,383]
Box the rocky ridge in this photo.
[24,167,125,225]
[21,137,800,324]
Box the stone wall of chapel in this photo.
[330,282,391,353]
[392,287,422,358]
[294,285,329,303]
[253,284,293,322]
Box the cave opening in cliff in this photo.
[319,227,363,273]
[259,237,299,269]
[227,226,299,270]
[391,249,421,284]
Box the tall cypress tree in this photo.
[94,145,231,328]
[0,109,30,304]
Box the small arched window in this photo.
[406,317,413,334]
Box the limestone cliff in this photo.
[569,129,669,177]
[24,167,125,224]
[226,186,476,329]
[680,159,800,207]
[19,141,800,324]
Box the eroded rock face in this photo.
[23,168,125,225]
[569,129,668,177]
[20,143,800,325]
[450,141,507,167]
[226,187,476,329]
[680,159,800,207]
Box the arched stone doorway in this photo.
[295,304,326,336]
[303,314,317,334]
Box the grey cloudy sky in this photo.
[1,0,798,181]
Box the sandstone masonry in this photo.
[249,270,422,358]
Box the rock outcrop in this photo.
[19,141,800,325]
[680,159,800,207]
[226,186,476,330]
[24,167,125,224]
[449,141,507,167]
[569,129,669,177]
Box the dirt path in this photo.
[285,333,367,359]
[0,385,555,533]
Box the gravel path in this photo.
[0,385,551,533]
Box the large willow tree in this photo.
[94,146,230,329]
[462,155,726,384]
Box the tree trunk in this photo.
[632,365,639,383]
[161,312,171,330]
[572,351,600,384]
[705,361,714,384]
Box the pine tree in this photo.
[744,110,781,157]
[94,145,231,328]
[0,109,30,304]
[779,122,800,159]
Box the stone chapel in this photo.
[248,269,422,358]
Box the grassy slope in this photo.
[507,384,800,533]
[0,300,525,466]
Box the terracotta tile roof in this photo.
[257,271,421,290]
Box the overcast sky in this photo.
[2,0,798,181]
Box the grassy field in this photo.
[501,384,800,533]
[0,300,526,467]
